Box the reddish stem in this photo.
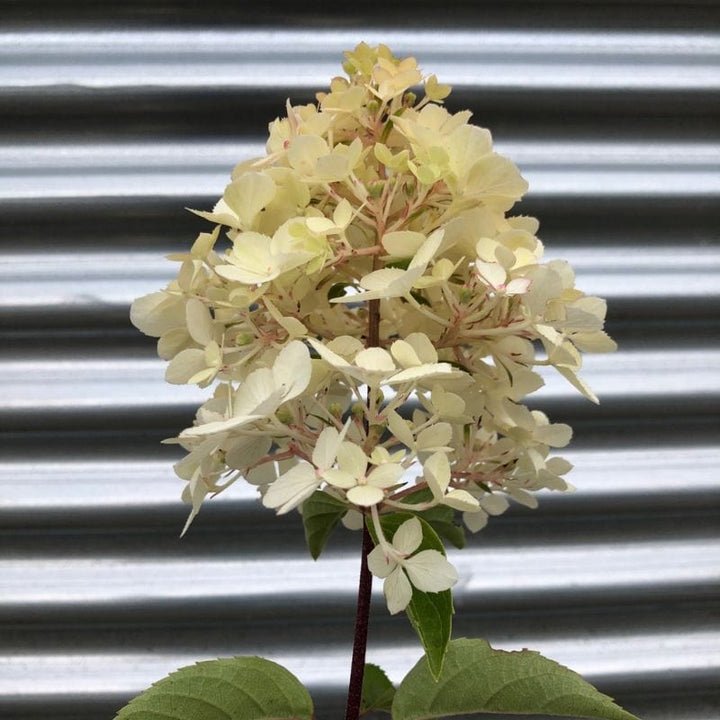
[344,523,374,720]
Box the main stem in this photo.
[344,297,381,720]
[344,523,374,720]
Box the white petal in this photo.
[273,340,311,401]
[311,425,342,470]
[480,493,510,515]
[404,550,458,592]
[443,489,480,511]
[393,517,423,556]
[386,363,455,385]
[346,484,384,507]
[381,230,426,258]
[417,423,453,451]
[463,509,488,533]
[179,413,264,438]
[390,339,422,368]
[337,442,368,478]
[367,545,397,579]
[185,298,215,346]
[322,469,357,490]
[384,567,413,615]
[404,332,438,363]
[262,463,318,514]
[367,463,405,489]
[534,422,573,448]
[165,348,207,385]
[387,410,415,449]
[354,347,395,373]
[423,452,450,500]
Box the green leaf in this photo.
[370,513,453,681]
[417,505,465,550]
[402,488,466,549]
[360,663,395,715]
[392,638,640,720]
[114,656,313,720]
[302,490,348,560]
[327,282,352,301]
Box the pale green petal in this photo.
[423,451,450,500]
[223,172,276,228]
[404,332,438,363]
[354,347,395,373]
[346,484,384,507]
[262,462,318,514]
[534,422,573,448]
[272,340,312,401]
[417,422,453,451]
[337,441,368,478]
[393,516,423,556]
[165,348,207,385]
[387,410,415,449]
[367,463,405,489]
[404,549,458,592]
[480,493,510,515]
[386,362,454,385]
[367,545,397,579]
[444,489,480,511]
[322,469,357,489]
[382,231,426,258]
[390,339,422,368]
[311,423,346,470]
[463,508,489,533]
[384,566,413,615]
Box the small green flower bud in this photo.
[368,181,384,198]
[351,402,365,418]
[367,99,380,114]
[329,402,344,418]
[459,287,474,303]
[235,332,254,346]
[403,91,417,107]
[275,408,294,424]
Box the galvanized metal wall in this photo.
[1,4,719,719]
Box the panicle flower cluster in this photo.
[131,43,616,614]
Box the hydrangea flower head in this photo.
[131,43,615,613]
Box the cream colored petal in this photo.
[387,410,415,449]
[346,484,384,507]
[382,231,426,258]
[386,362,454,385]
[354,347,395,373]
[322,469,357,489]
[443,489,480,512]
[480,493,510,516]
[423,451,450,500]
[417,423,453,451]
[384,566,413,615]
[390,339,422,368]
[262,462,318,515]
[393,516,423,556]
[367,463,405,489]
[337,441,368,478]
[165,348,207,385]
[272,340,312,401]
[404,550,458,592]
[367,545,397,579]
[463,508,489,533]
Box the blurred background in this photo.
[0,2,718,718]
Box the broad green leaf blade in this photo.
[114,656,314,720]
[403,489,466,549]
[392,638,640,720]
[361,663,395,715]
[302,490,348,560]
[371,513,453,680]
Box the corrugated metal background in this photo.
[1,4,719,719]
